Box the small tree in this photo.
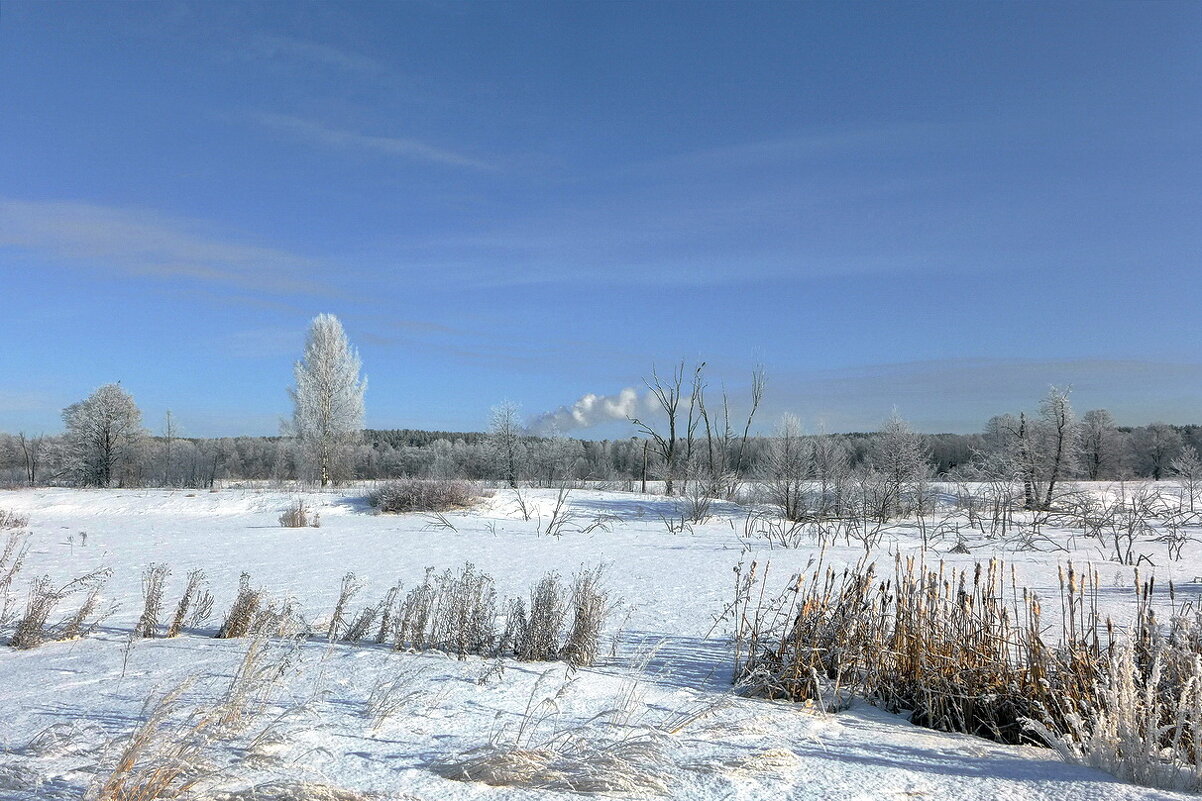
[629,362,687,496]
[1080,409,1122,480]
[994,387,1080,511]
[489,401,525,488]
[811,430,850,519]
[289,314,367,487]
[1131,423,1183,481]
[62,383,146,487]
[868,410,931,520]
[1171,445,1202,512]
[763,414,811,521]
[17,432,44,486]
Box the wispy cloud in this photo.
[247,33,385,75]
[0,198,330,296]
[250,112,494,170]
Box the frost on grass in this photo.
[1025,635,1202,793]
[369,479,479,514]
[433,672,674,795]
[87,637,303,801]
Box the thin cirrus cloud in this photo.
[249,112,495,171]
[246,33,386,75]
[0,197,330,296]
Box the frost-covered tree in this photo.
[810,430,851,519]
[1131,423,1183,481]
[489,400,525,488]
[62,382,146,487]
[288,314,367,487]
[1171,445,1202,512]
[1080,409,1122,480]
[763,413,811,521]
[994,387,1080,510]
[868,411,931,519]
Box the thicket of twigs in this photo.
[0,508,30,529]
[368,479,479,514]
[734,555,1202,791]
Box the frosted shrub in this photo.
[1027,630,1202,792]
[369,479,478,514]
[0,509,29,529]
[279,499,319,528]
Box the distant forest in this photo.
[3,420,1200,489]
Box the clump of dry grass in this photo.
[135,563,171,639]
[216,574,262,639]
[0,532,30,631]
[514,573,568,662]
[434,672,673,795]
[375,563,611,667]
[369,479,478,514]
[87,637,298,801]
[278,500,319,528]
[87,679,211,800]
[9,568,112,649]
[391,563,496,658]
[167,569,213,637]
[0,509,29,529]
[326,572,363,641]
[735,555,1202,791]
[560,566,611,668]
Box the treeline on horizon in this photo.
[2,419,1200,489]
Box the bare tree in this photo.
[61,383,146,487]
[17,432,43,486]
[811,429,850,519]
[161,410,178,487]
[289,314,367,487]
[997,387,1080,511]
[629,362,687,496]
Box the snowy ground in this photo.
[0,485,1198,800]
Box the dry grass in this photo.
[10,568,111,649]
[215,574,262,639]
[0,532,29,631]
[0,508,30,529]
[369,479,478,514]
[135,563,171,639]
[278,499,319,528]
[734,554,1202,791]
[167,569,212,638]
[434,673,673,795]
[560,566,611,668]
[88,637,299,801]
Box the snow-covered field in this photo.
[0,485,1197,800]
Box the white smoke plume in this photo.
[530,387,648,435]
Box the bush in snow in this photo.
[369,479,478,514]
[278,499,319,528]
[0,509,29,529]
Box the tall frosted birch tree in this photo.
[289,314,367,487]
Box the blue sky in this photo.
[1,1,1199,437]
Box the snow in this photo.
[0,485,1197,800]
